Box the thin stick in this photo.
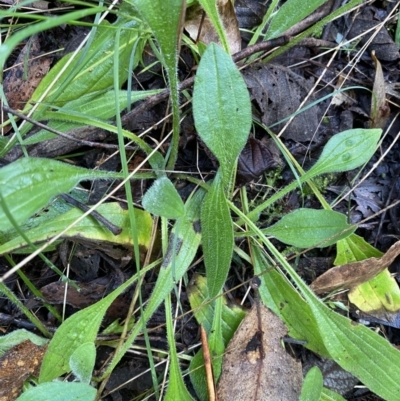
[201,325,216,401]
[59,193,122,235]
[2,104,135,151]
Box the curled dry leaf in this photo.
[217,302,302,401]
[311,240,400,294]
[185,0,241,54]
[0,340,48,401]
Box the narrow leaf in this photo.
[266,0,328,39]
[143,176,185,219]
[201,174,234,297]
[264,209,355,248]
[193,43,251,189]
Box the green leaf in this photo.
[246,128,382,223]
[252,245,330,357]
[30,20,141,107]
[131,0,185,168]
[306,128,382,178]
[39,265,145,382]
[142,176,185,219]
[0,157,124,233]
[25,89,161,145]
[69,343,96,384]
[264,209,355,248]
[266,0,328,39]
[337,235,400,316]
[0,203,152,256]
[349,269,400,315]
[16,382,96,401]
[198,0,230,52]
[187,274,246,339]
[201,174,234,297]
[99,189,205,379]
[300,366,323,401]
[193,43,251,189]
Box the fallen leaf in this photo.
[370,51,390,129]
[243,64,320,141]
[185,0,241,54]
[311,240,400,294]
[216,302,302,400]
[0,340,47,401]
[236,137,278,186]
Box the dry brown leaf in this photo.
[370,51,390,129]
[2,34,52,132]
[311,240,400,294]
[0,340,47,401]
[185,0,241,54]
[243,64,320,141]
[217,303,302,401]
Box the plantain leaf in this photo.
[142,176,185,219]
[16,382,96,401]
[300,367,323,401]
[201,173,233,298]
[193,43,251,190]
[306,128,382,178]
[264,209,355,248]
[0,158,124,233]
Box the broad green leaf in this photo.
[264,209,355,248]
[0,329,48,357]
[208,296,225,379]
[198,0,229,52]
[30,19,141,107]
[266,0,328,39]
[164,294,195,401]
[306,128,382,178]
[349,269,400,314]
[143,176,185,219]
[16,382,96,401]
[100,189,205,379]
[69,342,96,384]
[0,203,152,256]
[39,262,147,382]
[24,89,161,145]
[300,367,323,401]
[337,235,400,315]
[335,233,382,264]
[193,43,251,190]
[0,157,125,233]
[246,128,382,223]
[201,173,234,297]
[131,0,185,168]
